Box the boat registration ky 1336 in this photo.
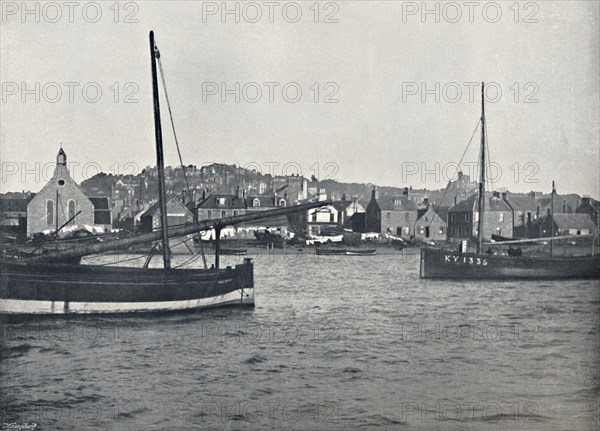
[444,255,488,266]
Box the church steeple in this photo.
[57,146,67,166]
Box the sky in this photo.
[1,1,599,197]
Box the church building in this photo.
[27,148,97,236]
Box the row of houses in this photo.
[2,149,598,243]
[363,187,598,242]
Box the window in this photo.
[405,212,409,222]
[221,210,226,218]
[450,214,455,223]
[499,213,504,222]
[207,210,212,219]
[386,212,391,221]
[57,179,65,187]
[233,210,239,217]
[397,227,402,236]
[279,199,286,207]
[253,198,260,207]
[67,200,76,220]
[425,216,428,222]
[465,213,470,222]
[439,226,444,235]
[330,213,335,222]
[46,200,54,226]
[312,213,317,222]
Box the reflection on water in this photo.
[1,250,599,430]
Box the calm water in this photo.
[1,250,599,430]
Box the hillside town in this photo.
[1,147,598,246]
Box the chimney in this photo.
[493,191,500,199]
[423,197,429,207]
[501,191,507,201]
[403,187,409,196]
[371,186,379,201]
[582,196,591,207]
[341,194,347,201]
[318,188,327,202]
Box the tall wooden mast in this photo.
[476,82,486,254]
[149,31,171,269]
[550,181,555,257]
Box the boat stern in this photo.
[237,258,255,307]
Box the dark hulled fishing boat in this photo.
[420,83,599,280]
[420,247,598,280]
[0,32,330,314]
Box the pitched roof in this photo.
[537,194,580,212]
[142,196,192,217]
[0,198,29,213]
[197,194,246,210]
[88,197,110,210]
[246,195,284,208]
[553,214,596,230]
[376,196,419,211]
[505,195,537,211]
[449,193,512,213]
[331,200,354,212]
[578,197,600,212]
[449,193,477,212]
[416,206,448,225]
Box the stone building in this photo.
[365,188,420,239]
[414,207,448,241]
[139,195,195,233]
[27,148,96,236]
[447,192,513,241]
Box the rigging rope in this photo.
[485,124,495,191]
[156,49,192,203]
[155,42,208,269]
[427,118,481,229]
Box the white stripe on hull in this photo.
[0,288,254,315]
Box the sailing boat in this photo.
[0,31,330,314]
[420,83,599,280]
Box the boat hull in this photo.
[0,259,254,315]
[420,247,600,280]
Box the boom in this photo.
[24,200,332,263]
